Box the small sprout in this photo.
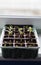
[4,41,7,44]
[29,45,32,47]
[19,28,23,32]
[9,40,12,45]
[27,44,32,47]
[7,25,13,31]
[20,31,23,35]
[16,41,18,43]
[13,28,15,31]
[29,27,33,32]
[16,45,18,47]
[6,25,13,30]
[4,44,6,46]
[20,43,23,46]
[3,41,7,46]
[10,26,13,29]
[27,41,29,43]
[18,28,24,34]
[6,27,9,29]
[8,31,13,35]
[27,29,29,32]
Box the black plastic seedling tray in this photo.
[2,48,38,59]
[1,25,39,59]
